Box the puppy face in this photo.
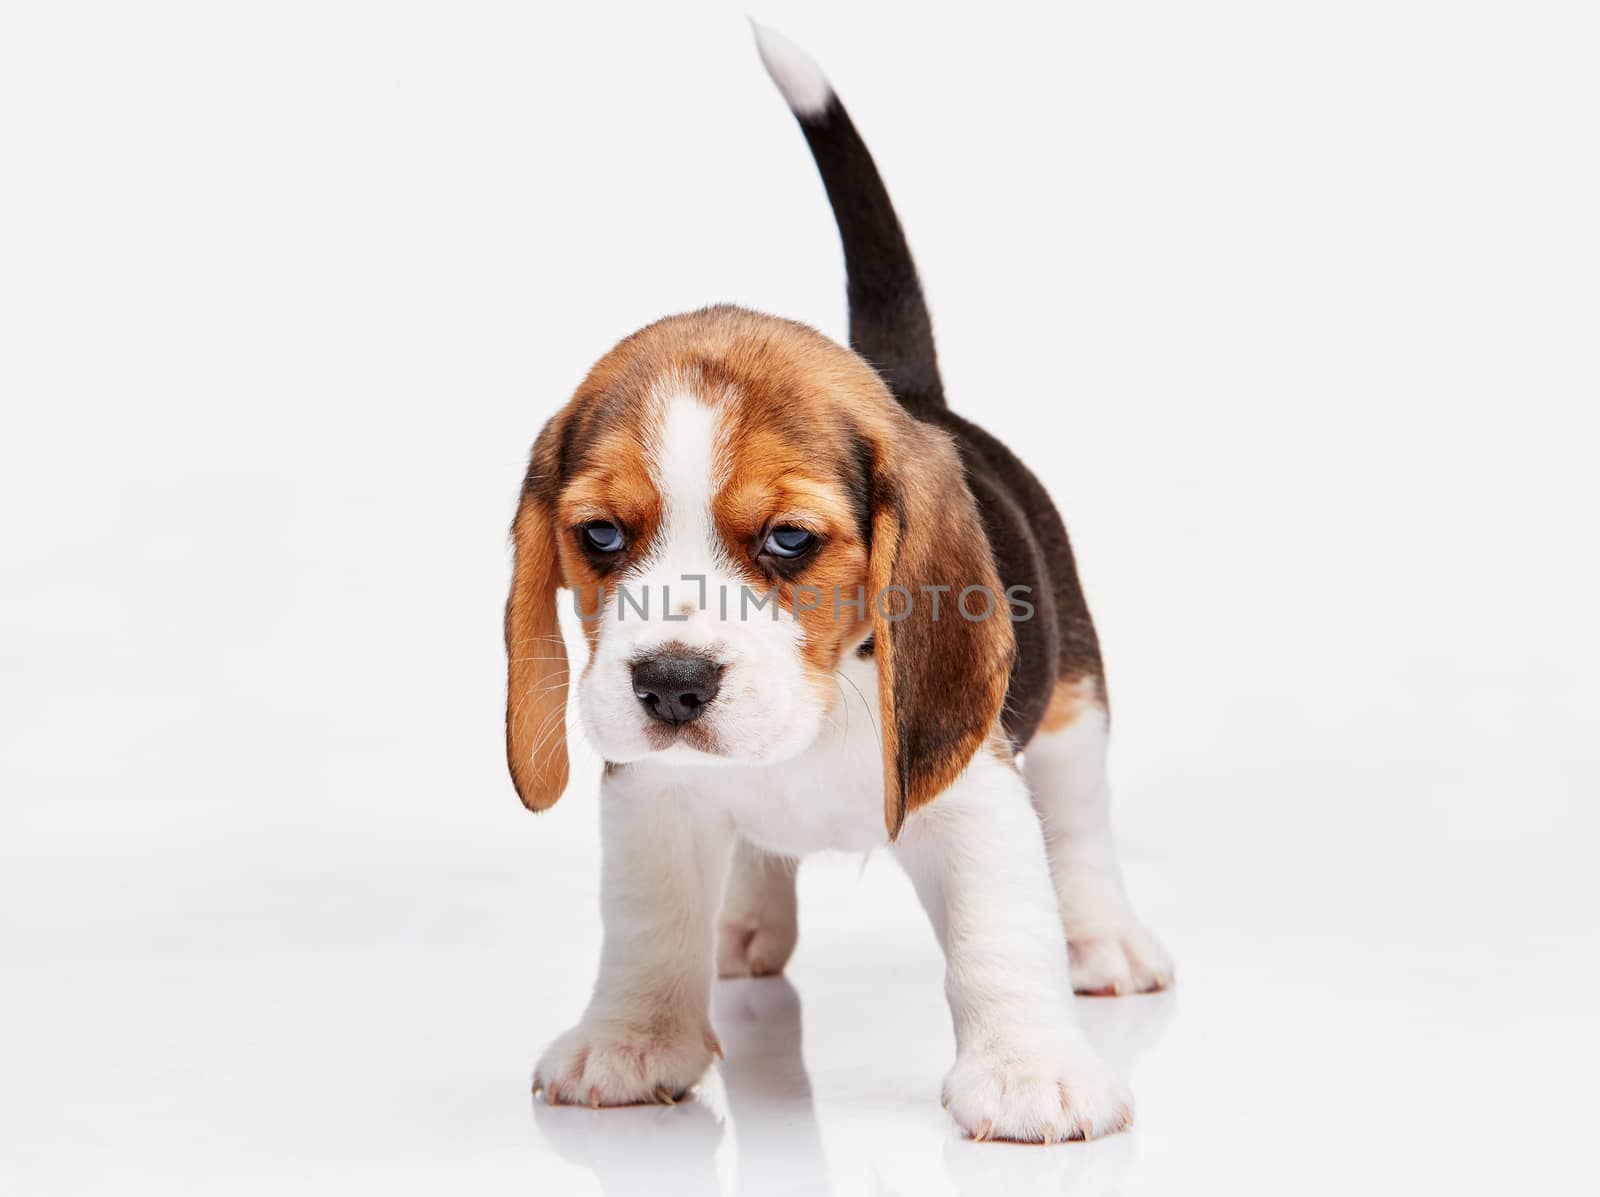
[506,306,1014,835]
[563,385,873,768]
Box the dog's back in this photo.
[754,26,1105,744]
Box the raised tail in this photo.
[752,22,946,415]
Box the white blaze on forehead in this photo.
[646,391,731,582]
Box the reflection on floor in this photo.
[534,973,1177,1197]
[4,849,1591,1194]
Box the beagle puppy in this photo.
[512,25,1172,1143]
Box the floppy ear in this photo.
[504,434,572,812]
[868,423,1015,838]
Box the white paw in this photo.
[941,1033,1132,1143]
[1068,925,1174,996]
[533,1017,722,1107]
[716,913,798,979]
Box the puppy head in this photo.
[505,305,1012,835]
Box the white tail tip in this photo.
[750,20,833,118]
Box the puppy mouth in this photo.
[642,720,723,756]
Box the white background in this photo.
[3,1,1597,1193]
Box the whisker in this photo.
[507,675,569,741]
[829,676,850,738]
[524,704,571,766]
[834,669,881,754]
[506,634,572,649]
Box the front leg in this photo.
[894,750,1132,1142]
[534,770,734,1107]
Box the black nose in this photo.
[631,654,723,725]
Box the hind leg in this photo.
[1023,680,1173,995]
[716,837,800,979]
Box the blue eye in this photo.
[762,526,817,559]
[581,521,625,553]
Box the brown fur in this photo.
[505,495,570,812]
[863,419,1014,835]
[1038,676,1099,735]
